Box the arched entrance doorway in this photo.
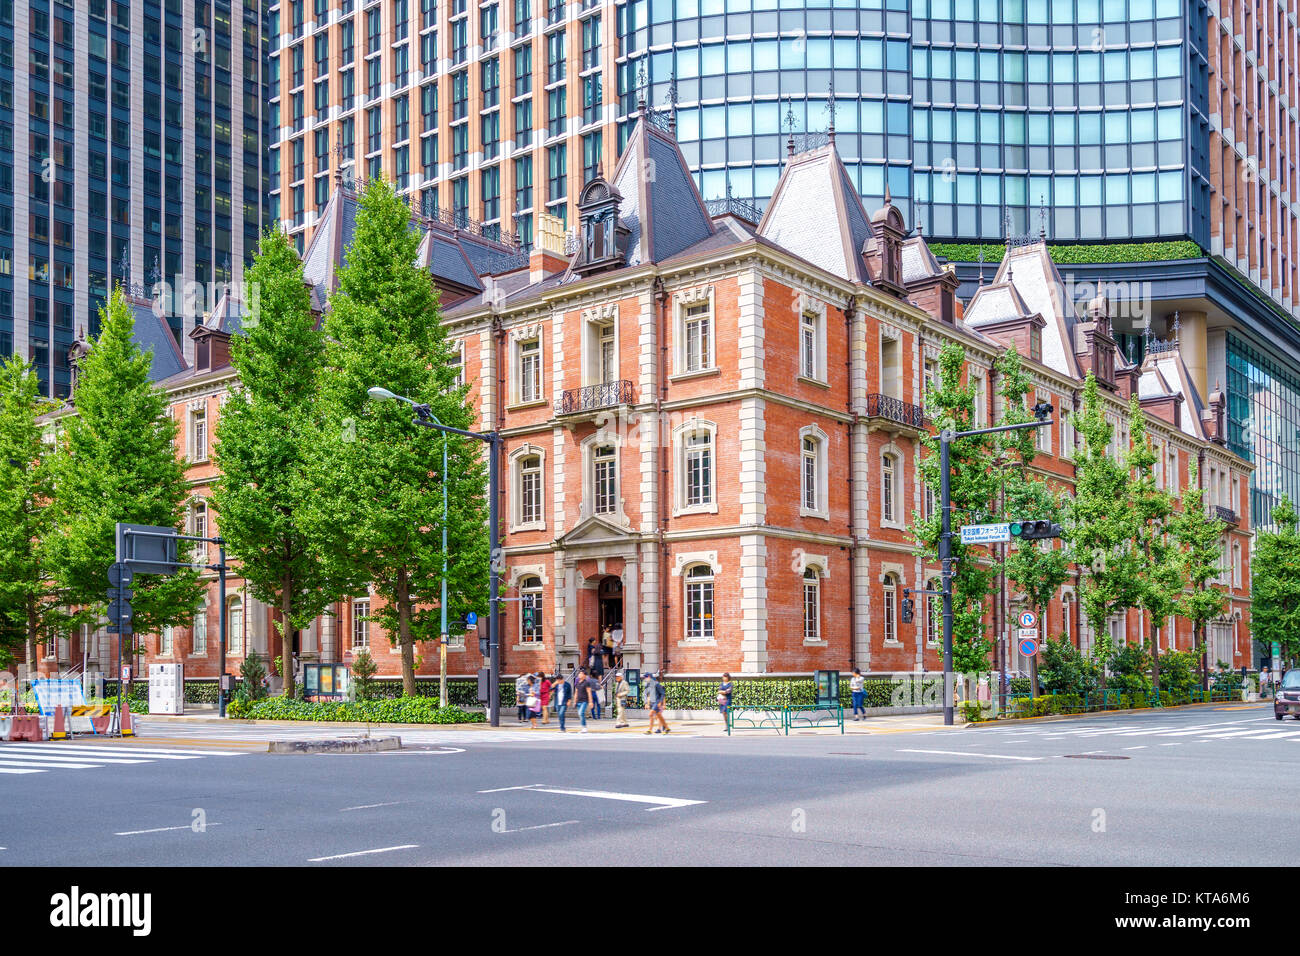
[598,575,624,634]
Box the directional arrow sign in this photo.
[1019,610,1038,628]
[959,523,1010,545]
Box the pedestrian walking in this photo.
[575,667,597,733]
[614,670,631,727]
[643,670,670,734]
[850,668,866,720]
[552,672,571,732]
[589,639,606,679]
[539,673,552,724]
[525,676,541,729]
[515,673,531,723]
[717,672,733,728]
[602,626,615,668]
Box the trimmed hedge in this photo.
[242,695,485,724]
[930,240,1202,266]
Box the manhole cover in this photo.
[1062,754,1129,760]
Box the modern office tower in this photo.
[270,0,622,256]
[0,0,273,398]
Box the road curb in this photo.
[267,736,401,754]
[965,699,1255,727]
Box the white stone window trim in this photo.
[579,432,628,526]
[681,561,718,645]
[879,441,905,531]
[880,569,903,647]
[511,326,544,406]
[187,400,209,463]
[797,292,828,385]
[672,416,719,517]
[800,556,829,646]
[673,284,717,376]
[798,424,830,521]
[517,573,545,647]
[923,575,943,647]
[671,551,722,577]
[508,443,547,532]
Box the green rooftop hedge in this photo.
[930,240,1203,265]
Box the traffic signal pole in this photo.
[938,407,1053,726]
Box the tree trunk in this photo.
[280,582,295,698]
[396,570,416,697]
[1150,619,1162,694]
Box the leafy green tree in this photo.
[915,342,998,673]
[1069,374,1141,691]
[303,180,489,696]
[211,229,337,698]
[1168,458,1227,687]
[46,287,204,665]
[1123,396,1183,692]
[1037,636,1101,695]
[995,347,1071,695]
[0,357,79,672]
[1252,496,1300,664]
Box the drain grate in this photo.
[1063,754,1129,760]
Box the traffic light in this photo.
[478,635,490,658]
[901,595,915,624]
[522,606,536,630]
[1010,519,1062,540]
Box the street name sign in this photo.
[959,523,1010,545]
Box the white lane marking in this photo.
[1160,743,1182,746]
[0,767,46,774]
[0,758,103,770]
[1123,746,1147,750]
[0,751,151,765]
[8,744,239,758]
[528,787,707,811]
[339,801,405,812]
[1198,729,1287,739]
[308,844,420,862]
[116,824,223,836]
[477,784,545,793]
[1227,731,1300,740]
[898,749,1043,762]
[499,820,580,833]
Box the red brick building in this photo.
[40,112,1254,685]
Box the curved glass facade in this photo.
[616,0,1196,243]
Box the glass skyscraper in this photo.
[0,0,273,399]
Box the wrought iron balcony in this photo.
[1215,506,1239,526]
[556,380,634,416]
[865,393,926,430]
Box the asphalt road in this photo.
[2,703,1295,867]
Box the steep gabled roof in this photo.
[415,226,484,295]
[974,241,1082,379]
[611,115,715,267]
[301,186,360,302]
[758,144,874,284]
[902,236,947,284]
[964,279,1039,328]
[200,286,246,337]
[125,295,187,383]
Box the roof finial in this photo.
[665,70,679,136]
[978,246,986,286]
[1172,309,1180,342]
[636,62,648,115]
[883,183,892,207]
[783,98,797,158]
[1002,208,1013,246]
[1038,194,1048,241]
[826,82,837,145]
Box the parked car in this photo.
[1273,670,1300,720]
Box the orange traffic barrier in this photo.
[51,705,68,740]
[120,698,135,737]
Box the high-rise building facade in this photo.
[1,0,273,398]
[270,0,622,255]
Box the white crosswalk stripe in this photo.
[976,717,1300,744]
[136,720,673,745]
[0,743,247,776]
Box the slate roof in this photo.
[416,227,483,294]
[902,236,947,284]
[301,187,360,302]
[963,279,1039,326]
[611,115,715,267]
[201,287,246,336]
[126,296,187,383]
[972,242,1082,379]
[758,144,874,284]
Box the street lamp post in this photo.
[368,387,503,726]
[938,402,1054,726]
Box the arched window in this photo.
[684,564,715,641]
[803,567,821,642]
[228,597,244,656]
[520,575,543,643]
[683,429,713,507]
[802,437,819,511]
[519,454,542,524]
[926,577,941,646]
[593,444,617,515]
[881,453,897,523]
[193,601,208,656]
[1062,593,1074,644]
[883,573,898,643]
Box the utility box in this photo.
[149,662,184,715]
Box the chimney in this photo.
[1074,294,1118,390]
[1201,382,1227,445]
[531,212,570,284]
[907,260,960,325]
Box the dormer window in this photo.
[573,176,629,275]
